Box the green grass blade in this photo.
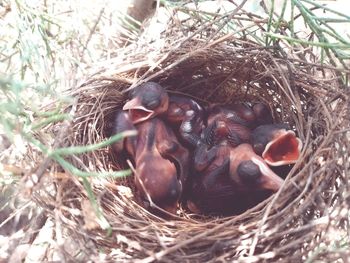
[54,155,132,178]
[32,113,71,130]
[266,33,350,49]
[50,130,137,156]
[300,0,350,20]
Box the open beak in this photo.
[123,98,155,124]
[251,157,284,192]
[262,130,302,166]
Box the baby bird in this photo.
[188,143,283,215]
[166,95,204,125]
[202,105,253,147]
[111,109,189,214]
[123,82,169,124]
[166,95,205,147]
[228,144,284,191]
[111,110,137,159]
[251,124,303,166]
[252,102,273,127]
[123,83,205,147]
[134,118,189,214]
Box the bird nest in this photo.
[36,7,349,262]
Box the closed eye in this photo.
[145,99,160,109]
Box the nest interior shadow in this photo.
[54,38,350,262]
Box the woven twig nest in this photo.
[40,8,350,262]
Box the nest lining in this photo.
[38,13,350,263]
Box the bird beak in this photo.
[262,130,302,166]
[123,98,155,124]
[251,157,284,192]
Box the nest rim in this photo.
[38,8,350,262]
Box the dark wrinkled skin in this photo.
[125,84,207,149]
[187,102,276,215]
[202,104,256,148]
[166,95,204,125]
[198,102,273,148]
[189,144,283,215]
[111,113,190,215]
[165,95,206,148]
[252,102,273,126]
[111,110,137,159]
[114,93,279,216]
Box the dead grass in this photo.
[1,0,350,262]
